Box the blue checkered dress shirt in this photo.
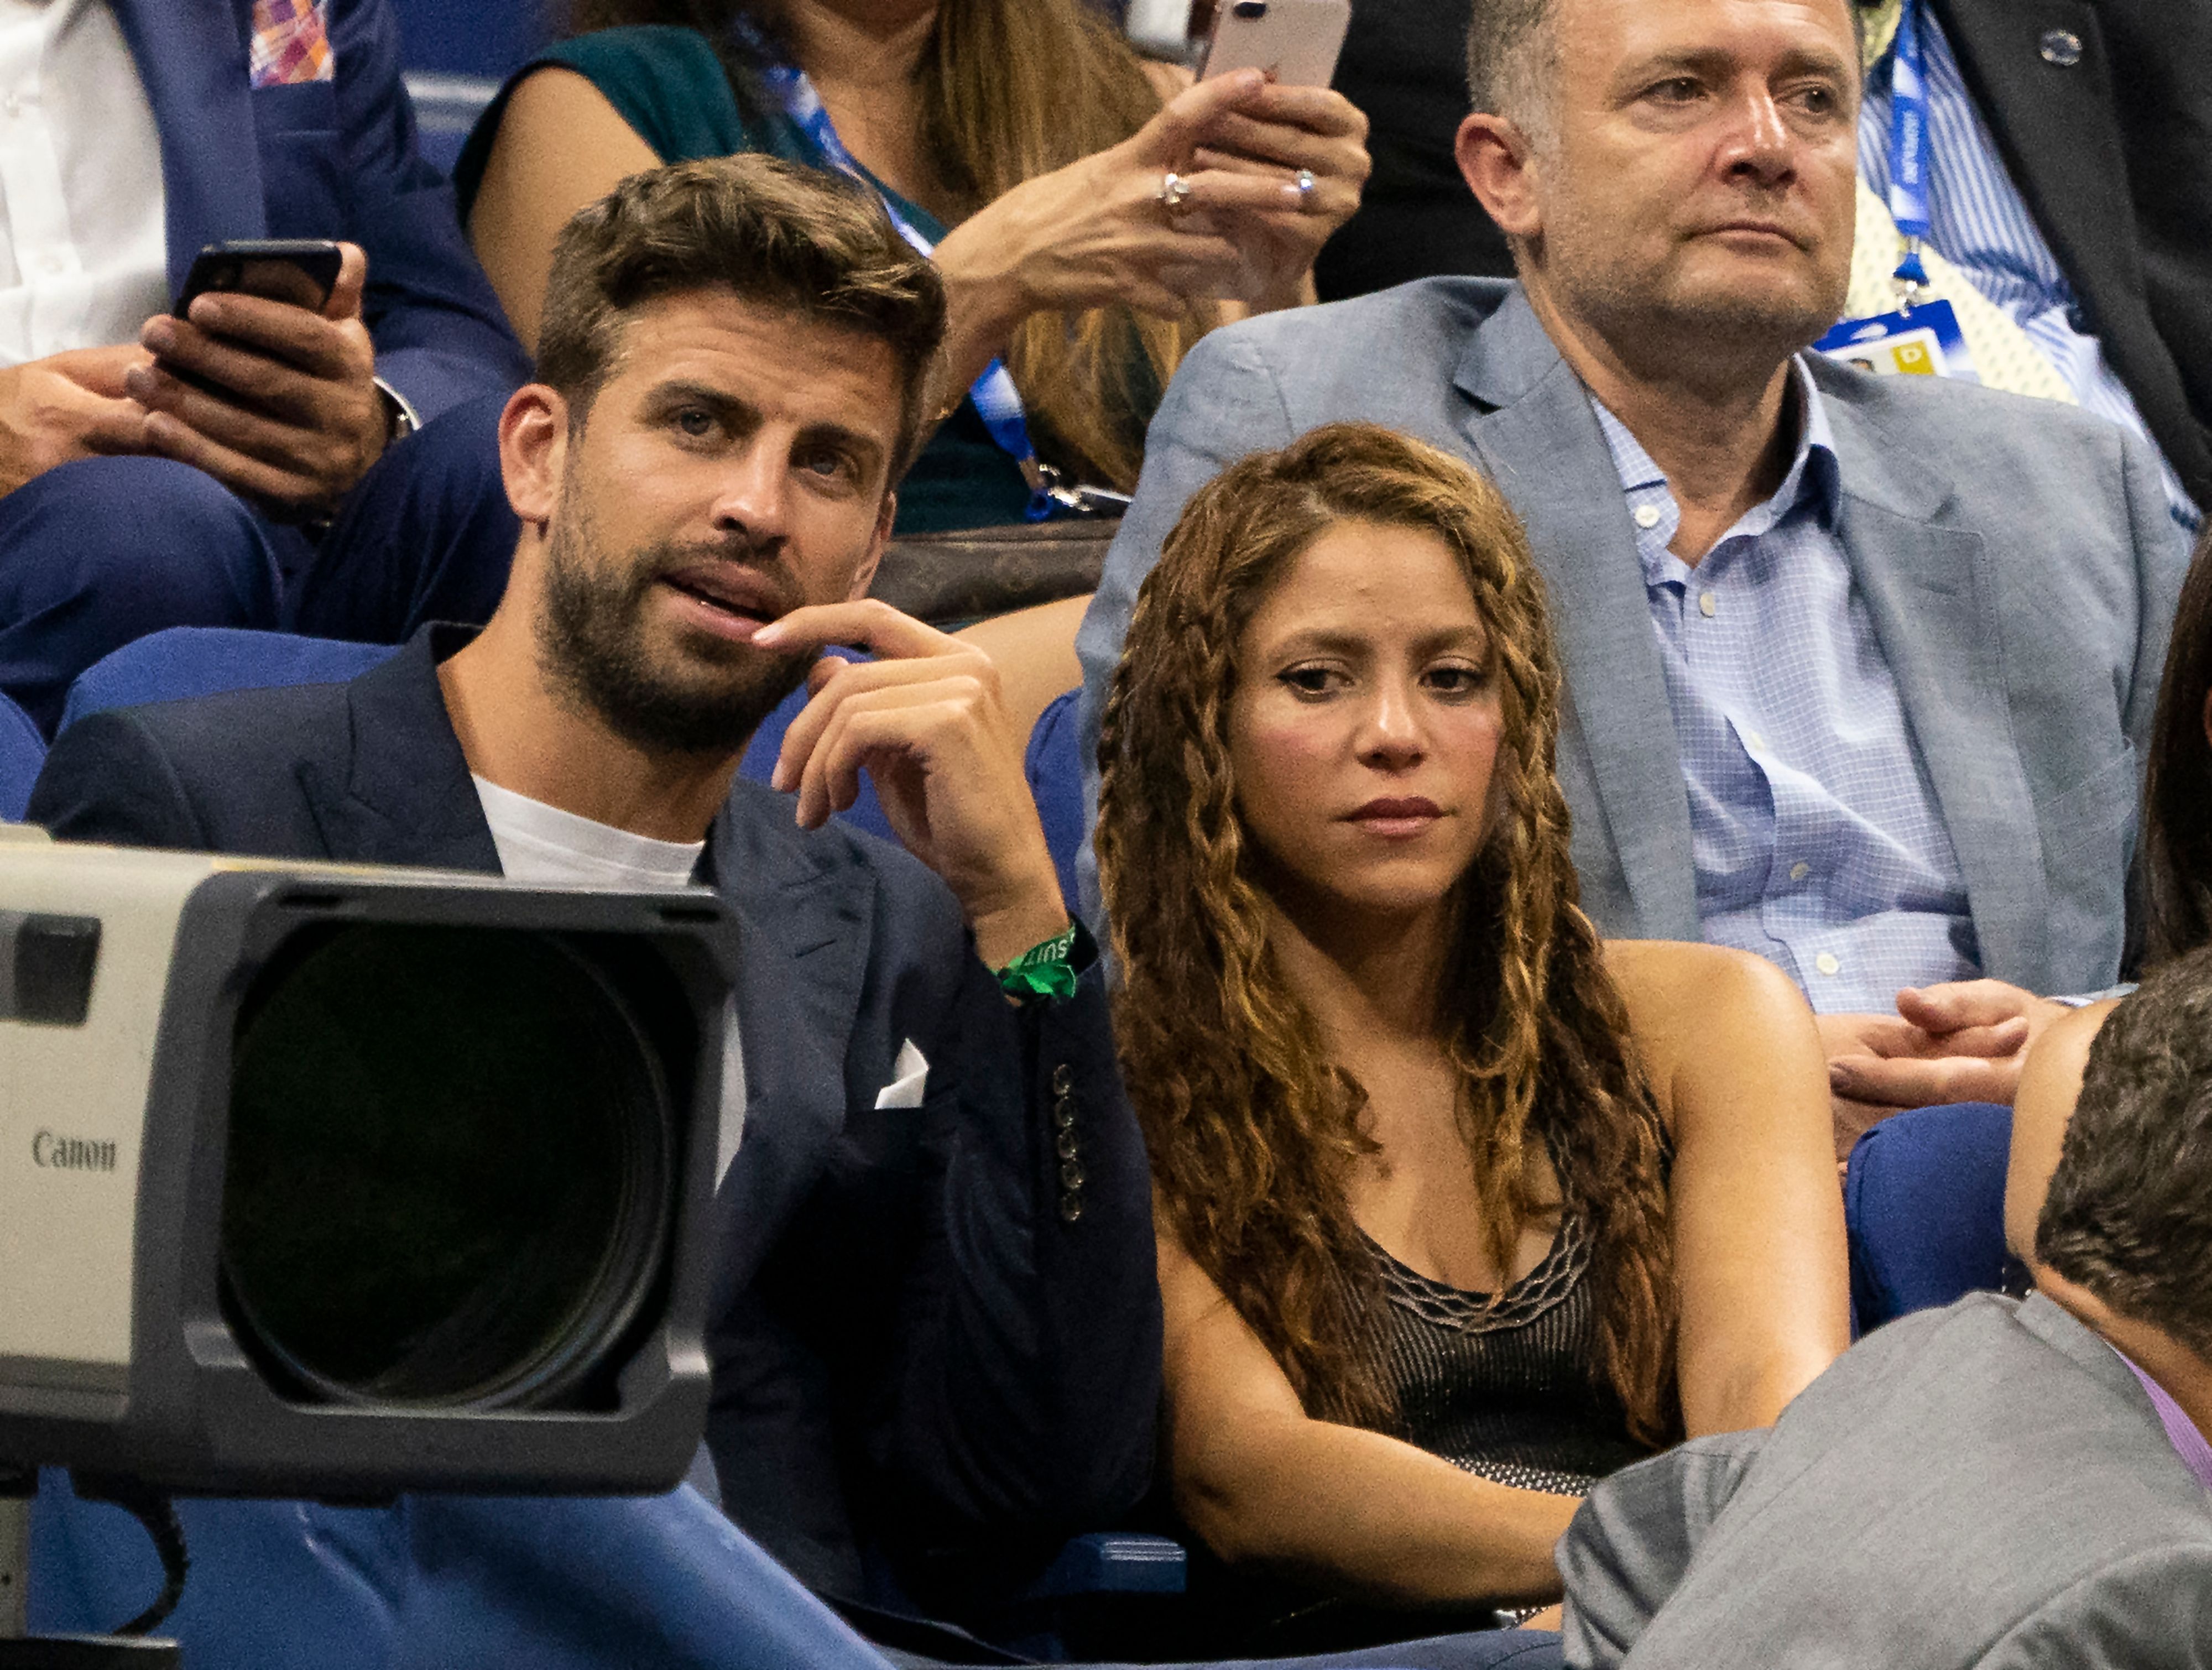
[1589,366,1980,1014]
[1858,4,2199,530]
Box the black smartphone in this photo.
[174,239,343,316]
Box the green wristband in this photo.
[996,920,1095,1005]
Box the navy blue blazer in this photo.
[113,0,527,421]
[25,628,1162,1611]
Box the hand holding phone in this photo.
[129,238,393,522]
[173,239,345,317]
[1198,0,1352,87]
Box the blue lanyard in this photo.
[743,39,1066,519]
[1886,0,1932,299]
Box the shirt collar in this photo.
[2113,1346,2212,1493]
[1589,357,1842,552]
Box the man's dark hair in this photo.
[536,154,948,471]
[2038,942,2212,1358]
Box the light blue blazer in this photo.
[1076,279,2189,998]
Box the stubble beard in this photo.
[1538,187,1850,395]
[534,484,816,758]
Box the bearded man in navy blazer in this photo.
[26,155,1160,1645]
[0,0,526,731]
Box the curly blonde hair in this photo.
[1097,422,1681,1442]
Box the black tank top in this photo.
[1359,1212,1649,1494]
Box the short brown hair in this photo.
[2038,942,2212,1358]
[535,154,948,470]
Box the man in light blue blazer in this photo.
[0,0,528,730]
[1077,0,2187,1141]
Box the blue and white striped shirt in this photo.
[1591,367,1981,1014]
[1858,4,2199,529]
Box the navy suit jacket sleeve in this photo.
[875,957,1158,1552]
[321,0,528,418]
[718,829,1160,1605]
[28,709,217,852]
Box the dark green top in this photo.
[454,25,1034,534]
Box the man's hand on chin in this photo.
[1818,979,2070,1157]
[755,599,1070,972]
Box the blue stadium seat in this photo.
[0,687,48,819]
[1844,1100,2016,1335]
[59,627,397,732]
[1025,688,1085,912]
[389,0,552,176]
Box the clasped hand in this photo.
[757,600,1070,971]
[937,66,1369,334]
[1819,979,2070,1154]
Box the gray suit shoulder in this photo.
[1181,275,1515,427]
[1198,274,1515,368]
[1811,356,2152,503]
[1577,1295,2212,1670]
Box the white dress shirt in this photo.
[0,0,166,366]
[469,773,753,1189]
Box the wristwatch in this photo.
[373,376,420,445]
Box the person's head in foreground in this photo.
[2036,943,2212,1413]
[1552,947,2212,1670]
[483,152,945,771]
[1454,0,1859,381]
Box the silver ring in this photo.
[1158,170,1193,214]
[1295,168,1317,210]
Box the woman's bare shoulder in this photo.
[1601,939,1805,1024]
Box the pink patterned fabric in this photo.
[249,0,333,88]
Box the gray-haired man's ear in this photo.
[1455,112,1543,241]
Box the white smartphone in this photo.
[1197,0,1352,86]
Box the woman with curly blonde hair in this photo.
[1095,422,1848,1627]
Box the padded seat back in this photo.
[1025,689,1084,912]
[59,627,398,732]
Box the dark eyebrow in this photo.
[1267,624,1491,659]
[646,380,888,475]
[1413,624,1493,659]
[1616,42,1853,93]
[646,379,760,426]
